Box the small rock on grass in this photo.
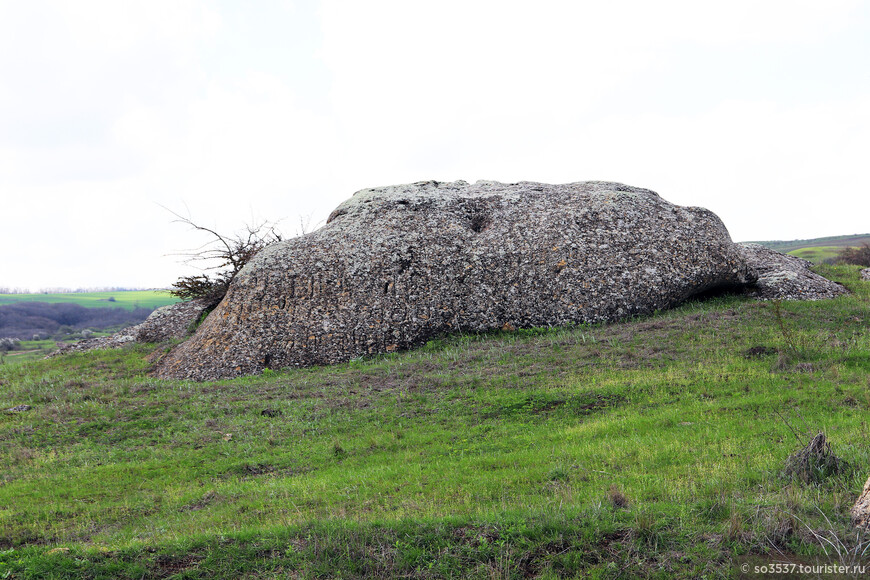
[852,476,870,531]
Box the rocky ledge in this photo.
[738,244,847,300]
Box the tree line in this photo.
[0,302,153,341]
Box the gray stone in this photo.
[51,298,210,356]
[861,267,870,281]
[133,299,212,343]
[738,244,848,301]
[852,476,870,531]
[155,180,758,380]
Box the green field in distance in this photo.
[749,233,870,254]
[749,233,870,264]
[0,290,179,310]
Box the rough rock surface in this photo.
[155,180,758,380]
[738,244,848,300]
[852,476,870,530]
[52,299,210,356]
[861,267,870,281]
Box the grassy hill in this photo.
[749,233,870,255]
[786,246,844,264]
[0,291,180,353]
[0,290,179,311]
[1,265,868,578]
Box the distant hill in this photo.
[0,290,179,310]
[0,301,155,340]
[746,233,870,254]
[0,290,180,340]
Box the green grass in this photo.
[0,341,55,367]
[787,246,844,264]
[750,233,870,254]
[750,233,870,264]
[1,265,869,578]
[0,290,179,311]
[0,340,100,368]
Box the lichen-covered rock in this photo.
[132,299,212,342]
[852,476,870,530]
[738,244,848,300]
[155,180,756,380]
[861,267,870,281]
[51,299,210,356]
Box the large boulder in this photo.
[155,180,756,380]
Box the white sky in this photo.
[1,0,868,290]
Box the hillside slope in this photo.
[0,290,178,310]
[749,233,870,254]
[1,265,868,578]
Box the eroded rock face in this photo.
[738,244,848,300]
[852,476,870,531]
[155,180,755,380]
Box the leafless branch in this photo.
[161,205,285,305]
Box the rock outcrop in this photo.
[861,267,870,281]
[155,180,759,380]
[52,299,210,356]
[852,476,870,530]
[738,244,848,300]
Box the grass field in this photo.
[1,339,115,367]
[0,341,57,367]
[0,290,179,311]
[786,246,844,264]
[749,234,870,264]
[750,234,870,255]
[1,265,869,578]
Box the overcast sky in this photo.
[1,0,868,290]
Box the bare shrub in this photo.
[0,337,21,351]
[836,243,870,267]
[165,208,284,307]
[608,484,629,509]
[783,432,850,484]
